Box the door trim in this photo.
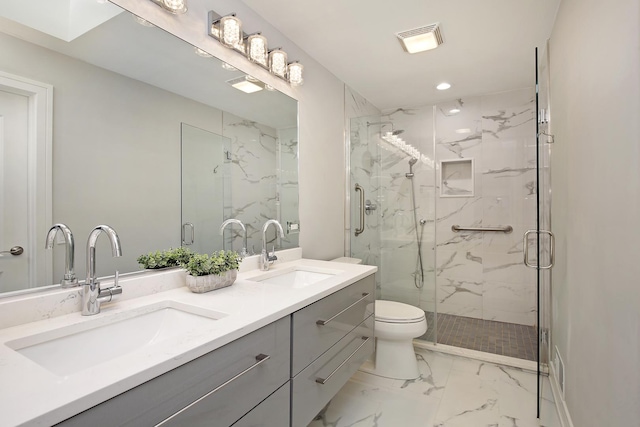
[0,71,53,288]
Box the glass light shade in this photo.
[162,0,187,14]
[194,47,212,58]
[269,49,288,79]
[246,34,268,66]
[220,15,243,49]
[288,62,304,86]
[221,62,237,71]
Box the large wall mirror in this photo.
[0,1,299,295]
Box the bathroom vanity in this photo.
[0,254,376,427]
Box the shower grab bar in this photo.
[451,225,513,233]
[181,222,194,245]
[355,184,365,236]
[523,229,555,269]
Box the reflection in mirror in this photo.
[0,1,298,295]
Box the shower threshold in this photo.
[419,312,537,361]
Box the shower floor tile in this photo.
[420,312,538,361]
[307,347,560,427]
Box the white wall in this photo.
[549,0,640,424]
[114,0,348,261]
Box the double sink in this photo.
[6,266,339,377]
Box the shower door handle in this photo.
[355,184,365,236]
[523,229,555,269]
[182,222,194,245]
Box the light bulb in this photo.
[288,62,304,86]
[162,0,187,14]
[246,34,268,66]
[269,49,288,79]
[220,15,243,49]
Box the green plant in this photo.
[137,247,193,269]
[182,251,242,277]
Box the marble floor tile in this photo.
[308,347,562,427]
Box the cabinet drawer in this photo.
[291,315,374,427]
[230,382,290,427]
[292,274,374,375]
[57,317,290,427]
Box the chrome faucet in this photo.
[45,223,78,288]
[219,219,248,257]
[82,225,122,316]
[260,219,284,271]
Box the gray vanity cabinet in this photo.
[230,383,290,427]
[56,317,290,427]
[290,274,376,427]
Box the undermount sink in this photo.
[6,301,226,377]
[254,267,341,288]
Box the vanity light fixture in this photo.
[227,76,264,94]
[268,48,288,79]
[288,62,304,87]
[149,0,187,14]
[436,82,452,90]
[208,10,303,87]
[221,62,238,71]
[194,47,212,58]
[397,23,443,54]
[133,15,155,27]
[246,33,268,66]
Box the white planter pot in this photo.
[185,269,238,293]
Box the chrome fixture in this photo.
[452,225,513,233]
[259,220,284,271]
[82,225,122,316]
[406,157,418,178]
[208,11,304,86]
[524,230,555,269]
[0,246,23,256]
[219,219,248,257]
[148,0,187,15]
[396,23,443,54]
[45,223,78,288]
[354,184,365,236]
[182,222,194,245]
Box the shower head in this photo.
[406,157,418,178]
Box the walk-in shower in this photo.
[349,86,549,365]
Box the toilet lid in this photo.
[375,300,425,323]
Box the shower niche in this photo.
[439,158,474,197]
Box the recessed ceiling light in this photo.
[455,128,471,134]
[396,23,443,54]
[436,82,451,90]
[227,76,264,93]
[449,108,460,114]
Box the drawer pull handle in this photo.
[315,336,370,385]
[155,354,271,426]
[316,293,370,326]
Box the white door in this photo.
[0,72,52,293]
[0,89,30,292]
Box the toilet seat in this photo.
[375,300,425,324]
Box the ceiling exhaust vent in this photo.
[396,23,443,54]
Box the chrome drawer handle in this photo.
[155,354,270,426]
[316,293,370,326]
[315,336,370,385]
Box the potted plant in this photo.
[182,250,242,293]
[137,247,193,269]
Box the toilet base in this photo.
[371,337,421,380]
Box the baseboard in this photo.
[549,362,575,427]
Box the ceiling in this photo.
[240,0,561,110]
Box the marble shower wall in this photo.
[376,107,437,311]
[277,126,300,248]
[223,113,294,255]
[434,88,537,326]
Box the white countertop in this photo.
[0,257,376,427]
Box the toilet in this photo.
[331,257,428,380]
[372,300,427,379]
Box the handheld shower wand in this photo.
[406,157,418,178]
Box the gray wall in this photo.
[0,31,224,281]
[549,0,640,424]
[113,0,348,262]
